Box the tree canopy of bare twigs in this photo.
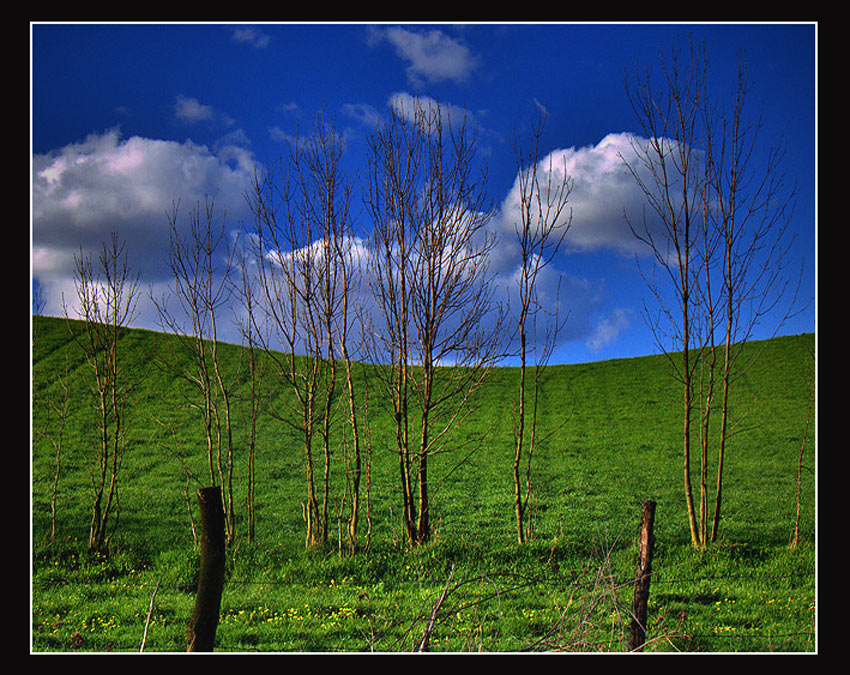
[623,37,802,548]
[151,198,239,546]
[63,232,141,554]
[508,111,573,544]
[362,98,505,546]
[247,111,364,551]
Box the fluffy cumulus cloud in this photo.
[487,132,670,356]
[32,129,257,328]
[493,132,659,258]
[31,125,658,360]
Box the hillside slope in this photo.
[31,315,815,553]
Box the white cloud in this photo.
[32,127,665,360]
[174,95,235,129]
[174,95,214,123]
[275,102,300,116]
[369,26,479,85]
[232,27,271,49]
[586,308,632,352]
[342,102,382,130]
[387,92,476,131]
[268,125,293,144]
[32,129,257,330]
[484,132,677,358]
[493,132,666,258]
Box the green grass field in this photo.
[30,315,816,652]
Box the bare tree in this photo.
[152,198,239,546]
[363,99,504,546]
[305,113,367,554]
[624,38,800,547]
[47,355,72,544]
[508,111,573,544]
[702,52,802,543]
[233,245,264,544]
[63,232,140,554]
[624,40,709,548]
[249,155,329,549]
[790,343,814,551]
[248,112,360,550]
[32,350,73,546]
[318,141,367,555]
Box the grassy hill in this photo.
[30,315,816,652]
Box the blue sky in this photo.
[31,22,816,365]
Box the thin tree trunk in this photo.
[790,376,815,550]
[513,331,527,544]
[682,344,700,548]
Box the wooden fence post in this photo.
[629,499,656,652]
[186,486,226,652]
